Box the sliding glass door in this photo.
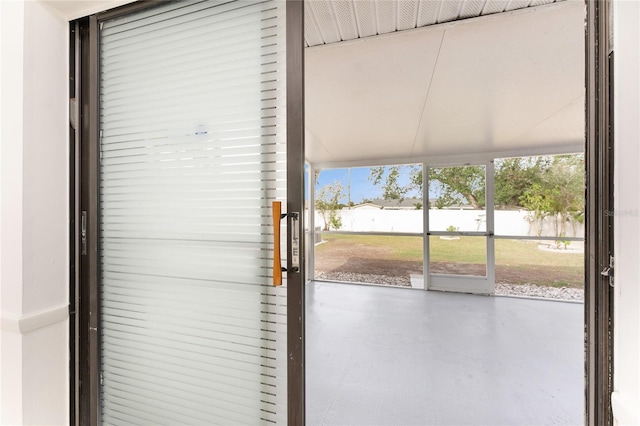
[86,1,304,424]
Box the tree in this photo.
[543,155,585,237]
[519,155,585,238]
[367,155,584,219]
[369,165,484,209]
[315,181,344,231]
[429,166,485,209]
[494,157,549,208]
[368,165,421,201]
[520,183,554,236]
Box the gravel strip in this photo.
[315,272,584,301]
[495,283,583,301]
[315,272,411,287]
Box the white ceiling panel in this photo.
[460,0,487,19]
[397,0,419,31]
[353,1,378,37]
[309,0,343,44]
[412,0,584,157]
[302,0,557,47]
[305,4,326,47]
[482,0,510,15]
[506,96,585,151]
[305,1,585,164]
[530,0,556,6]
[332,0,359,40]
[305,27,446,163]
[437,1,464,23]
[376,1,398,34]
[305,129,335,162]
[416,0,441,26]
[505,0,534,12]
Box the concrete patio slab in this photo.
[306,281,583,426]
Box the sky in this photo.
[307,164,423,204]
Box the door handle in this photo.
[272,201,285,286]
[272,201,301,286]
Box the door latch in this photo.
[290,212,300,273]
[600,255,614,287]
[81,211,87,256]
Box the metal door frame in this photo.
[71,1,305,424]
[585,0,614,424]
[424,160,495,295]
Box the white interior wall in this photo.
[0,1,69,424]
[1,2,27,422]
[612,1,640,425]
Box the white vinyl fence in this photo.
[314,209,584,238]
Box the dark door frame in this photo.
[71,1,305,424]
[74,14,100,426]
[585,1,615,425]
[286,1,306,424]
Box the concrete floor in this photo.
[306,281,584,426]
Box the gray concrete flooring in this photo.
[306,281,583,426]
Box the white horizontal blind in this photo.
[99,1,287,424]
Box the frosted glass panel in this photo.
[99,1,287,424]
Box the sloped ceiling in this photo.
[305,0,585,165]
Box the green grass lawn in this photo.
[315,234,583,288]
[315,234,423,261]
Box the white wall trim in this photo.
[1,304,68,334]
[612,391,640,426]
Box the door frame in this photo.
[71,1,305,424]
[286,1,306,424]
[425,160,495,295]
[585,0,614,424]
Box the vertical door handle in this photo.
[273,201,284,286]
[272,202,301,286]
